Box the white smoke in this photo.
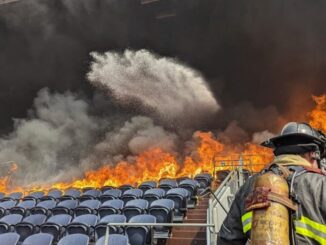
[252,130,276,144]
[87,49,220,127]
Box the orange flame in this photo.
[0,94,325,195]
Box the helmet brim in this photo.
[261,133,324,149]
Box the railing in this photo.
[207,169,244,245]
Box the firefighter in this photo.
[216,122,326,245]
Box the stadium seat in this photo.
[0,214,23,233]
[22,233,53,245]
[79,189,102,202]
[166,188,188,222]
[52,200,78,216]
[66,214,98,236]
[41,189,63,201]
[60,189,81,201]
[194,173,212,188]
[96,234,129,245]
[99,189,122,203]
[58,233,89,245]
[123,199,148,221]
[0,192,5,200]
[40,214,72,241]
[126,214,156,245]
[30,200,57,216]
[0,200,17,217]
[179,179,199,208]
[10,200,36,216]
[75,200,101,216]
[158,179,178,193]
[143,188,165,205]
[15,214,47,241]
[22,191,45,202]
[100,186,114,193]
[1,192,22,202]
[121,189,143,204]
[118,184,133,194]
[138,181,157,192]
[98,199,124,218]
[0,232,20,245]
[149,199,174,238]
[95,214,126,239]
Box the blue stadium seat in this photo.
[0,214,23,233]
[41,189,63,202]
[121,189,143,204]
[143,188,165,205]
[126,214,156,245]
[52,200,78,216]
[100,186,114,193]
[96,234,128,245]
[149,199,174,237]
[158,179,178,193]
[58,234,89,245]
[138,181,157,192]
[118,185,133,194]
[99,189,122,203]
[0,200,17,217]
[166,188,188,222]
[1,192,22,203]
[0,232,20,245]
[30,200,57,216]
[22,233,53,245]
[40,214,72,241]
[179,179,200,208]
[10,200,36,216]
[98,199,124,218]
[75,200,101,216]
[79,189,102,202]
[95,214,127,239]
[66,214,98,236]
[194,173,212,188]
[15,214,47,241]
[22,191,45,202]
[60,189,81,201]
[123,199,148,221]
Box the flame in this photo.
[308,95,326,132]
[0,94,325,195]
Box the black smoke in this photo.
[0,0,326,135]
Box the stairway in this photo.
[165,196,209,245]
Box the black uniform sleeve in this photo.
[216,175,257,245]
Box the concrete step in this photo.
[166,237,207,245]
[184,218,206,223]
[172,230,206,239]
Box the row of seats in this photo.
[0,213,159,245]
[0,232,129,245]
[0,173,212,203]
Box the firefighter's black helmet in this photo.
[262,122,326,156]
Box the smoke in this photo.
[88,49,219,127]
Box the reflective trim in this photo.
[295,216,326,244]
[241,211,252,234]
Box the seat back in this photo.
[40,214,72,241]
[99,189,121,203]
[75,200,101,216]
[0,232,20,245]
[67,214,98,235]
[126,215,156,245]
[0,214,23,234]
[16,214,47,241]
[95,214,127,238]
[96,234,129,245]
[22,233,53,245]
[58,234,89,245]
[31,200,56,215]
[98,200,124,218]
[52,200,78,215]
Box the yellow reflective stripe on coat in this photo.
[295,216,326,244]
[241,211,252,234]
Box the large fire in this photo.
[0,95,325,195]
